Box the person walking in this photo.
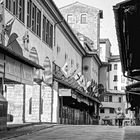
[115,107,125,128]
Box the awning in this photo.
[126,82,140,95]
[0,44,44,70]
[126,91,140,96]
[126,82,140,89]
[53,63,101,104]
[113,0,140,81]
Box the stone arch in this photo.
[43,57,52,84]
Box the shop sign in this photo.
[21,64,33,85]
[59,88,71,96]
[5,56,21,83]
[5,56,33,85]
[0,53,4,74]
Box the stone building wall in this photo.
[60,2,101,50]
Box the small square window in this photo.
[119,97,122,103]
[104,96,108,102]
[113,75,118,81]
[114,86,117,90]
[81,14,87,24]
[114,64,117,70]
[109,96,112,102]
[67,14,73,23]
[100,108,104,113]
[109,108,114,114]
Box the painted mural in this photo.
[29,47,40,81]
[43,57,52,85]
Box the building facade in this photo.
[2,0,55,124]
[99,54,132,125]
[60,2,103,51]
[99,90,126,125]
[0,0,102,129]
[0,0,45,130]
[113,0,140,125]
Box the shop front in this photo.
[113,0,140,125]
[0,44,43,130]
[126,82,140,125]
[53,63,100,125]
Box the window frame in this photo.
[119,97,122,103]
[100,108,105,113]
[114,86,117,90]
[104,95,108,102]
[67,14,73,24]
[5,0,25,23]
[27,0,41,37]
[27,0,32,28]
[114,64,117,70]
[109,108,114,114]
[109,95,112,102]
[42,15,53,48]
[31,3,36,33]
[81,13,87,24]
[113,75,118,81]
[36,9,41,37]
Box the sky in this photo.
[54,0,124,55]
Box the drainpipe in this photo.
[23,84,25,123]
[39,83,42,122]
[51,80,54,122]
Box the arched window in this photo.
[81,14,87,24]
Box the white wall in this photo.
[54,26,83,74]
[109,61,127,91]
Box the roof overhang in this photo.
[126,81,140,94]
[85,52,102,67]
[101,62,110,67]
[0,44,44,70]
[40,0,86,56]
[113,0,140,80]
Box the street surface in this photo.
[8,125,124,140]
[1,124,140,140]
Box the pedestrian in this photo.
[115,107,125,128]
